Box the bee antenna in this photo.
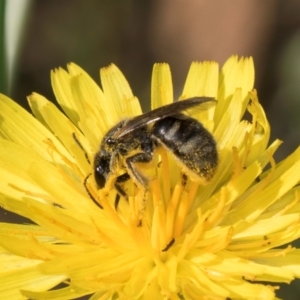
[72,132,91,164]
[84,174,103,209]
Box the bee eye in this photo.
[94,171,106,188]
[94,157,110,188]
[106,138,116,147]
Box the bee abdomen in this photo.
[152,115,218,181]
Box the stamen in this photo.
[186,182,199,212]
[151,201,166,253]
[250,152,276,196]
[177,209,205,261]
[135,189,147,226]
[151,178,164,209]
[166,183,183,243]
[94,221,122,249]
[240,99,259,167]
[202,227,233,252]
[128,194,140,226]
[231,146,243,180]
[97,189,127,231]
[204,187,226,230]
[173,176,200,238]
[128,214,151,251]
[158,149,171,203]
[174,190,189,238]
[150,178,166,253]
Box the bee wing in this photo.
[115,97,216,138]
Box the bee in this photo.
[93,97,218,208]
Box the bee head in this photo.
[94,154,110,188]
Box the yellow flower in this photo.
[0,56,300,299]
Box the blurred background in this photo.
[3,0,300,161]
[1,0,300,298]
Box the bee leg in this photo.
[126,153,153,225]
[181,173,188,187]
[114,173,130,209]
[114,194,121,210]
[125,152,152,187]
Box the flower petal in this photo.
[0,246,65,299]
[182,61,219,98]
[100,64,142,118]
[151,63,173,109]
[0,94,72,163]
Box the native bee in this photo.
[92,97,218,208]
